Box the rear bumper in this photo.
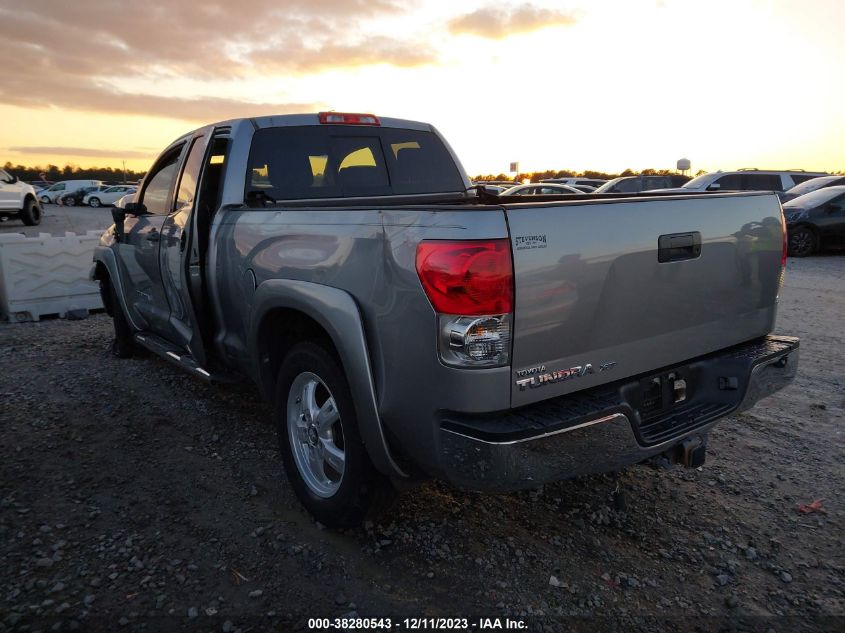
[437,335,798,491]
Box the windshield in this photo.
[593,177,623,193]
[785,176,840,197]
[783,186,845,209]
[681,174,715,189]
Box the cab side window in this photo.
[140,148,183,215]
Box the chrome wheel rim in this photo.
[90,198,100,207]
[286,372,344,498]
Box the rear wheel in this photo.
[788,227,817,257]
[39,195,51,206]
[88,197,101,208]
[19,199,42,226]
[275,341,395,527]
[65,197,76,206]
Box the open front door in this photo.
[158,134,211,362]
[158,129,230,368]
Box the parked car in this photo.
[500,183,581,196]
[84,185,137,207]
[38,179,103,204]
[0,168,42,225]
[781,175,845,203]
[59,185,109,206]
[93,112,797,527]
[542,177,607,188]
[594,174,690,194]
[664,169,827,195]
[783,186,845,257]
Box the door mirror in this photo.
[8,174,18,184]
[111,207,126,241]
[706,183,721,191]
[123,201,147,216]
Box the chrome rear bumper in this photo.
[437,335,799,491]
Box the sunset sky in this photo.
[1,0,843,175]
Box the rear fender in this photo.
[249,279,407,479]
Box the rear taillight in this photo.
[318,112,380,125]
[416,240,513,367]
[415,240,513,315]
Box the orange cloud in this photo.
[0,0,432,118]
[449,3,578,39]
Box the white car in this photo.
[0,168,42,225]
[38,179,103,204]
[500,183,581,196]
[83,185,137,207]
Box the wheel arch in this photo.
[91,246,143,330]
[249,279,407,480]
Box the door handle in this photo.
[658,232,701,263]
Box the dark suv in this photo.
[783,186,845,256]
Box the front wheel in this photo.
[65,197,76,206]
[88,197,101,208]
[275,341,395,527]
[788,227,817,257]
[19,199,42,226]
[100,276,135,358]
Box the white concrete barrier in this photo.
[0,231,104,322]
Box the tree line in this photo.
[2,162,147,184]
[472,168,704,182]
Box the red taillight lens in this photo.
[415,239,513,315]
[318,112,380,125]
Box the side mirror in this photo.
[123,201,147,215]
[706,183,721,191]
[111,207,126,241]
[9,174,18,184]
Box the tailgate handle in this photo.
[658,232,701,263]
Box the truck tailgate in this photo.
[506,192,784,407]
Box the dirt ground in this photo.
[0,255,842,633]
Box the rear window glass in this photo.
[246,126,464,200]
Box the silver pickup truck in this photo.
[92,112,799,527]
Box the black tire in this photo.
[19,198,42,226]
[40,195,51,205]
[275,341,395,527]
[65,197,76,206]
[101,276,135,358]
[788,227,817,257]
[89,197,101,208]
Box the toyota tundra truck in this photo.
[91,112,799,527]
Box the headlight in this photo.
[784,209,808,222]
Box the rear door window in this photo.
[741,174,782,191]
[247,126,464,200]
[790,174,818,185]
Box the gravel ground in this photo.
[0,255,843,632]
